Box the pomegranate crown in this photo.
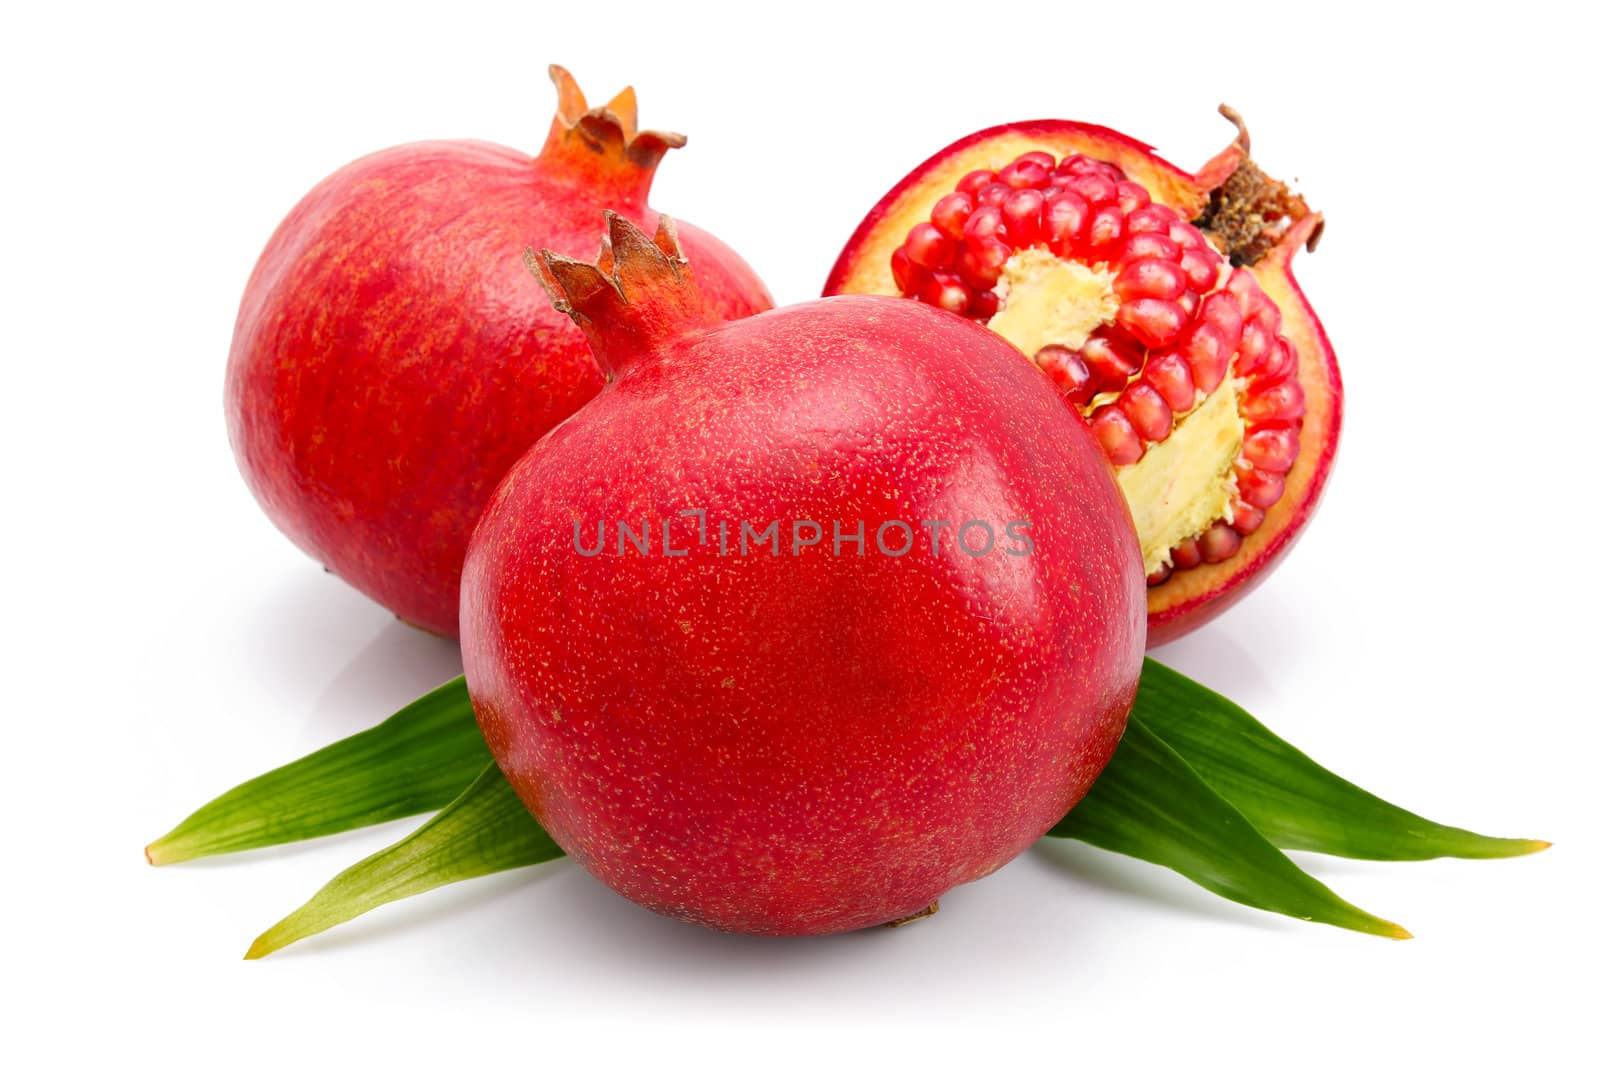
[545,65,687,174]
[530,212,715,379]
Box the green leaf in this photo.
[154,659,1542,954]
[146,677,488,865]
[1050,717,1410,939]
[245,763,564,959]
[1134,659,1548,861]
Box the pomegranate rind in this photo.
[466,217,1146,934]
[824,121,1340,647]
[226,72,772,637]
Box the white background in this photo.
[5,1,1594,1061]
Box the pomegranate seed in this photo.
[1000,158,1051,189]
[1120,381,1174,442]
[1229,502,1266,535]
[1198,523,1242,563]
[1201,291,1244,346]
[1035,345,1095,404]
[1253,300,1283,335]
[1180,247,1221,291]
[1122,232,1181,262]
[963,204,1004,244]
[1141,352,1196,413]
[970,290,999,319]
[904,223,955,270]
[1084,204,1125,262]
[931,192,975,241]
[1242,427,1299,472]
[890,247,917,293]
[956,169,996,198]
[1002,188,1045,247]
[1238,467,1286,509]
[1228,269,1269,317]
[1065,173,1118,205]
[1016,150,1056,169]
[958,238,1009,289]
[1241,379,1306,424]
[1127,204,1180,235]
[1060,155,1121,180]
[921,275,971,315]
[1080,334,1140,391]
[1117,298,1186,348]
[1178,322,1229,393]
[977,181,1011,209]
[1116,181,1150,215]
[1090,407,1145,466]
[1236,319,1274,375]
[1171,538,1203,569]
[1114,258,1188,302]
[1248,339,1294,386]
[1147,561,1173,587]
[1043,192,1090,254]
[1169,221,1207,252]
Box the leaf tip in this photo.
[1469,836,1551,859]
[243,934,276,960]
[1384,922,1414,941]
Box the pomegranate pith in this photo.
[824,112,1343,645]
[462,214,1145,935]
[225,66,772,636]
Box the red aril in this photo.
[461,214,1144,935]
[226,67,771,636]
[825,110,1343,645]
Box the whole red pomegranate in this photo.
[461,214,1145,935]
[826,110,1341,645]
[226,67,772,635]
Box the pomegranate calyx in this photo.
[1193,108,1315,268]
[531,212,713,379]
[542,66,687,200]
[1192,104,1250,194]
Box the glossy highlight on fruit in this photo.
[226,66,772,636]
[825,111,1342,645]
[461,214,1145,935]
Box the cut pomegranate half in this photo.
[825,111,1342,645]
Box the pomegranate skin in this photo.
[225,70,771,636]
[462,227,1144,935]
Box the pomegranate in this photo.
[226,66,772,636]
[824,110,1342,645]
[461,214,1145,935]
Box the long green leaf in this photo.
[1050,718,1410,939]
[1135,659,1547,860]
[156,659,1544,954]
[146,678,487,865]
[149,665,1541,870]
[245,763,565,959]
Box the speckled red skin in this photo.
[225,81,771,636]
[823,119,1341,647]
[462,226,1144,935]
